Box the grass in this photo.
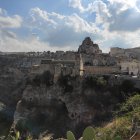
[94,94,140,139]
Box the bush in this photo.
[97,77,107,88]
[82,76,107,90]
[15,119,30,133]
[32,74,41,86]
[41,71,54,86]
[58,75,74,93]
[118,94,140,115]
[82,76,97,89]
[66,126,123,140]
[32,70,53,87]
[120,80,135,93]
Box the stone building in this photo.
[31,37,120,79]
[84,66,120,75]
[30,37,140,79]
[110,47,140,60]
[78,37,117,67]
[120,60,140,76]
[31,54,82,82]
[77,37,119,75]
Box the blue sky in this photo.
[0,0,140,52]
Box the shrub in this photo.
[118,94,140,115]
[32,74,41,86]
[96,77,107,88]
[58,75,74,93]
[120,80,135,93]
[15,119,30,133]
[32,70,53,87]
[82,76,107,90]
[82,76,97,89]
[66,126,123,140]
[41,70,54,86]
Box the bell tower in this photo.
[79,53,84,76]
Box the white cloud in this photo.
[0,8,7,16]
[68,0,140,32]
[89,0,111,24]
[1,2,140,53]
[29,7,140,52]
[30,7,57,26]
[108,8,140,31]
[0,8,22,29]
[69,0,85,12]
[65,13,95,32]
[0,8,70,52]
[0,29,71,52]
[108,0,138,11]
[2,6,139,53]
[1,29,17,39]
[29,8,99,48]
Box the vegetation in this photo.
[32,70,53,87]
[82,126,96,140]
[57,74,75,93]
[82,76,108,91]
[120,80,135,93]
[118,94,140,115]
[96,77,107,88]
[5,130,32,140]
[67,94,140,140]
[66,126,123,140]
[0,104,12,137]
[67,131,76,140]
[95,94,140,139]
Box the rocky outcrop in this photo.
[13,76,99,138]
[0,67,26,107]
[78,37,102,54]
[0,61,27,136]
[13,74,138,139]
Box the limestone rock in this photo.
[13,77,96,138]
[78,37,102,54]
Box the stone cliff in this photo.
[0,56,27,136]
[13,76,97,138]
[12,73,140,139]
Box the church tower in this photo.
[75,53,84,76]
[79,53,84,76]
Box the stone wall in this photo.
[30,59,81,82]
[84,66,120,75]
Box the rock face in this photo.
[0,67,26,107]
[0,67,26,136]
[13,74,137,139]
[13,76,99,138]
[0,56,27,136]
[78,37,102,54]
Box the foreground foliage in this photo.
[67,94,140,140]
[94,94,140,139]
[67,126,122,140]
